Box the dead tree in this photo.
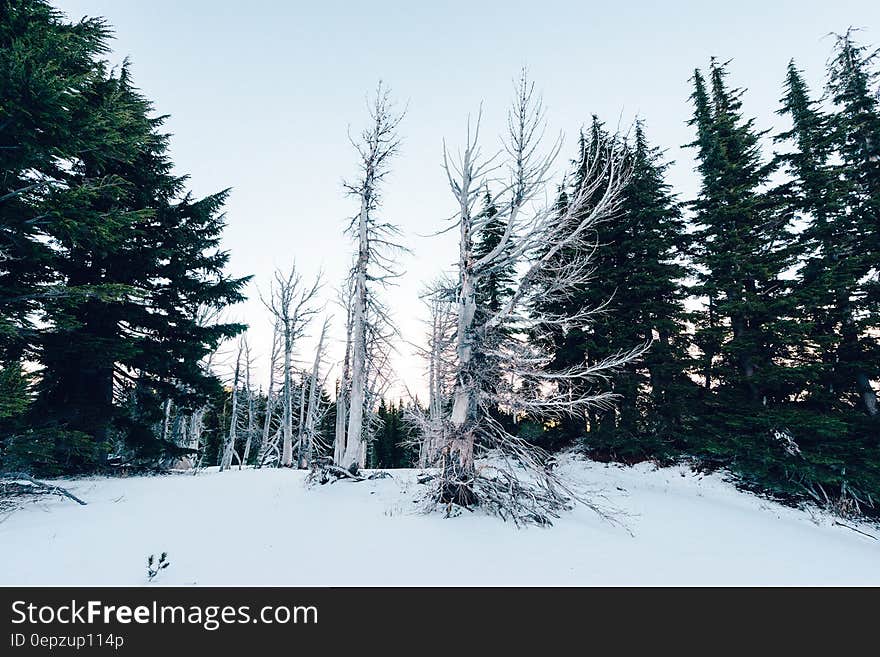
[219,337,244,472]
[240,336,257,468]
[407,279,458,468]
[255,322,282,468]
[298,316,331,468]
[337,82,406,472]
[431,70,647,525]
[261,265,322,467]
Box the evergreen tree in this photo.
[1,4,248,473]
[764,54,880,510]
[473,190,514,317]
[535,119,693,460]
[369,400,415,468]
[0,360,28,419]
[613,122,694,456]
[686,60,794,414]
[825,30,880,417]
[774,60,854,410]
[531,118,616,446]
[0,0,112,361]
[30,64,248,469]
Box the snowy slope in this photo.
[1,457,878,586]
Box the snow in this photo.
[1,457,878,585]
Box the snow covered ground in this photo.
[1,457,878,585]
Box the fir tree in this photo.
[0,360,29,419]
[369,400,415,468]
[774,60,853,409]
[0,0,112,362]
[825,30,880,417]
[686,60,794,410]
[613,122,694,455]
[531,118,617,445]
[536,119,693,460]
[473,190,514,317]
[0,5,248,472]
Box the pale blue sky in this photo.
[53,1,880,393]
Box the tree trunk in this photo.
[281,326,294,467]
[444,186,478,505]
[343,198,370,470]
[220,348,241,472]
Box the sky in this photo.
[53,0,880,396]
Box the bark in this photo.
[257,328,280,468]
[342,191,370,470]
[220,342,242,472]
[281,324,294,467]
[241,338,256,468]
[302,319,329,468]
[296,370,307,467]
[338,83,404,470]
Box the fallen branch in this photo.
[0,472,87,506]
[307,461,392,486]
[833,520,877,541]
[417,472,436,485]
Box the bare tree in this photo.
[430,70,647,525]
[255,321,283,468]
[219,337,244,472]
[333,283,354,466]
[298,316,331,467]
[261,265,322,467]
[240,335,257,468]
[407,279,458,468]
[337,82,406,471]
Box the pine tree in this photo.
[536,119,693,460]
[825,30,880,417]
[0,360,28,419]
[531,118,616,446]
[774,60,853,410]
[765,53,880,510]
[32,64,167,456]
[613,122,694,455]
[368,399,414,468]
[473,190,514,317]
[686,60,794,413]
[0,0,112,362]
[0,5,248,473]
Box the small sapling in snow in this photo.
[146,552,170,582]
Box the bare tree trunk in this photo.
[303,318,329,467]
[339,83,404,472]
[281,324,294,467]
[444,136,480,504]
[261,266,321,467]
[334,294,353,466]
[241,337,255,469]
[334,384,348,466]
[257,325,281,467]
[296,370,307,467]
[220,340,243,472]
[342,206,369,470]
